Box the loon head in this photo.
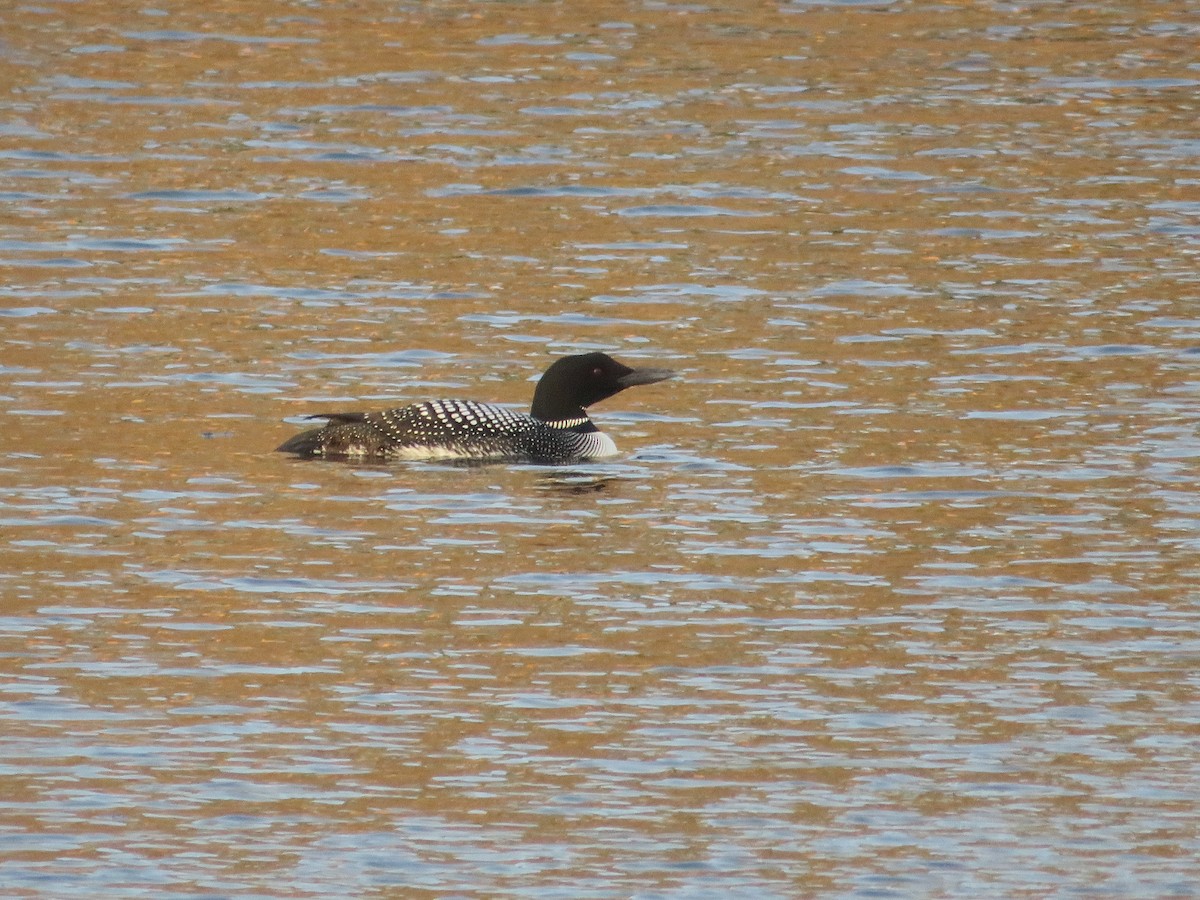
[529,352,676,423]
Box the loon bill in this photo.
[276,352,676,464]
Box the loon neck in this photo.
[529,386,587,423]
[529,376,589,425]
[544,414,597,433]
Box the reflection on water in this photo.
[3,0,1200,896]
[535,470,622,496]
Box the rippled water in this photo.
[2,1,1199,896]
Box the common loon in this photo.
[276,352,676,463]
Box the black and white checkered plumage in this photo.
[277,352,675,464]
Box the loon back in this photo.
[276,399,616,463]
[276,352,675,464]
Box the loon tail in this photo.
[277,412,367,456]
[275,427,325,456]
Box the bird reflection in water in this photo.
[535,469,621,496]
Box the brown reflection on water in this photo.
[3,0,1200,896]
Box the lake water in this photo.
[2,1,1199,896]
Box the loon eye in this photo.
[592,367,604,378]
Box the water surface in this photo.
[2,1,1199,896]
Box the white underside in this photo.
[328,444,472,461]
[386,444,490,461]
[335,431,620,462]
